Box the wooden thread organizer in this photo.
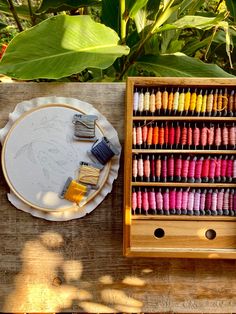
[124,77,236,259]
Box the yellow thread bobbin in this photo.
[78,162,101,186]
[60,177,88,203]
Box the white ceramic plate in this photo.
[1,104,110,212]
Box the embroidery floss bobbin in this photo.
[73,114,98,141]
[163,188,170,215]
[142,123,148,148]
[176,188,183,215]
[89,137,119,166]
[187,189,194,215]
[60,177,89,204]
[132,188,137,215]
[190,88,197,115]
[169,188,176,214]
[182,188,189,215]
[78,162,101,188]
[193,189,201,216]
[162,88,168,115]
[142,188,149,215]
[151,154,156,182]
[175,155,182,182]
[200,189,206,215]
[168,88,174,115]
[217,188,224,216]
[156,188,164,215]
[215,155,222,183]
[211,189,218,216]
[133,88,139,115]
[138,89,144,115]
[137,187,142,214]
[149,188,157,214]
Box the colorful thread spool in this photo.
[73,114,97,141]
[78,162,101,187]
[90,137,119,166]
[60,177,88,204]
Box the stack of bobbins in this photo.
[132,187,236,216]
[60,115,119,205]
[132,154,236,183]
[133,87,236,117]
[133,121,236,150]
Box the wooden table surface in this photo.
[0,82,236,313]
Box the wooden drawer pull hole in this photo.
[205,229,216,240]
[154,228,165,238]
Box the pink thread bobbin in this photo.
[175,155,182,182]
[170,188,176,214]
[132,188,137,215]
[200,189,206,215]
[149,188,156,214]
[176,188,183,215]
[156,188,164,215]
[163,189,170,215]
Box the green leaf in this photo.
[0,15,130,80]
[37,0,101,13]
[0,21,7,30]
[172,14,225,30]
[126,0,149,19]
[178,0,205,15]
[225,0,236,22]
[101,0,119,33]
[182,36,211,55]
[131,53,234,77]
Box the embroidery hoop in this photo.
[0,97,121,219]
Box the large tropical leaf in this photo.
[0,15,129,80]
[225,0,236,22]
[37,0,101,13]
[126,0,149,19]
[130,53,234,77]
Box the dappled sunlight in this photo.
[122,276,146,286]
[79,301,115,312]
[99,275,114,284]
[142,268,154,274]
[3,231,143,312]
[39,231,64,248]
[101,289,143,308]
[62,260,83,282]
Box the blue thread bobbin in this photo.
[88,137,119,166]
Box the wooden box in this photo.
[124,77,236,259]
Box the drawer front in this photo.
[130,220,236,250]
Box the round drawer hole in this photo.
[154,228,165,238]
[205,229,216,240]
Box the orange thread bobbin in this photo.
[60,177,88,204]
[153,122,159,147]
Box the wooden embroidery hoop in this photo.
[1,104,111,212]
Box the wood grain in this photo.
[1,82,236,313]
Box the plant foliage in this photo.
[0,0,234,81]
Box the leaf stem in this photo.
[27,0,35,26]
[118,0,175,79]
[120,0,126,43]
[7,0,23,32]
[204,26,217,60]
